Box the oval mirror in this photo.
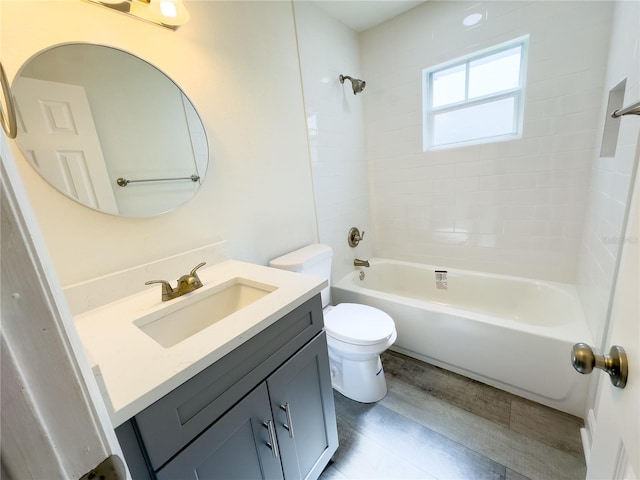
[12,43,208,217]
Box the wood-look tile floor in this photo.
[321,350,586,480]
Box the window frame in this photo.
[423,35,529,151]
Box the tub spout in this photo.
[354,258,370,268]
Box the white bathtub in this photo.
[332,258,593,416]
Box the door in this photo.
[156,383,284,480]
[12,77,118,213]
[1,133,126,479]
[267,332,339,480]
[586,156,639,479]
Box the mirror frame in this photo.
[1,61,17,138]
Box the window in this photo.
[423,36,528,150]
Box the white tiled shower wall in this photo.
[294,2,374,283]
[576,0,640,348]
[361,1,614,282]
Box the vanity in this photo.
[10,40,338,479]
[73,260,338,480]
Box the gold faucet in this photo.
[145,262,206,301]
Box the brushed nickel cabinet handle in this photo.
[262,420,279,458]
[280,403,295,438]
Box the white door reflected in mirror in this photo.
[13,77,119,214]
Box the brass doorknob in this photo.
[571,343,628,388]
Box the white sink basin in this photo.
[134,278,277,348]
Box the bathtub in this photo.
[331,259,593,416]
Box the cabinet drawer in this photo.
[134,294,323,470]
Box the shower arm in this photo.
[339,74,366,95]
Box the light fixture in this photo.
[160,1,177,18]
[84,0,190,30]
[149,0,190,28]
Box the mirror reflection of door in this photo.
[13,77,119,214]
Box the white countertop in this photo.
[74,260,325,427]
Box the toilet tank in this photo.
[269,244,333,307]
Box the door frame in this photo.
[584,132,640,479]
[0,132,128,479]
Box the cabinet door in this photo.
[156,383,284,480]
[267,332,338,480]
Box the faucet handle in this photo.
[145,279,173,290]
[190,262,206,277]
[145,280,174,301]
[189,262,206,288]
[348,227,365,247]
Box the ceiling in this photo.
[310,0,426,33]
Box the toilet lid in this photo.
[324,303,395,346]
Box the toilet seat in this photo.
[324,303,395,346]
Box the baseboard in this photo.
[581,408,597,462]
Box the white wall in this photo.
[1,1,318,287]
[576,0,640,349]
[294,2,374,283]
[361,1,613,282]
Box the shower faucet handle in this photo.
[348,227,365,247]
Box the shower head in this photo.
[339,74,366,95]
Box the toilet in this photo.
[270,244,397,403]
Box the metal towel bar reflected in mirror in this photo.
[116,174,200,187]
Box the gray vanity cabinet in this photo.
[115,294,338,480]
[155,382,284,480]
[156,333,336,480]
[267,334,336,480]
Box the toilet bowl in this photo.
[269,244,397,403]
[324,303,397,403]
